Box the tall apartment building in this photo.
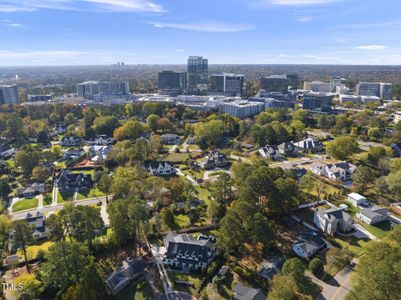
[76,81,129,100]
[220,100,264,119]
[303,81,331,93]
[330,76,347,92]
[0,84,19,105]
[210,73,244,97]
[356,82,392,100]
[260,75,289,93]
[187,56,208,95]
[158,71,187,96]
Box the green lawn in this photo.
[17,241,54,261]
[162,152,191,163]
[12,198,38,212]
[117,281,154,300]
[76,188,105,200]
[359,221,396,239]
[57,191,74,203]
[6,159,15,168]
[174,214,190,228]
[332,236,369,257]
[194,185,212,206]
[71,169,95,176]
[169,272,202,295]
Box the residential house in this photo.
[357,207,388,225]
[55,125,67,134]
[60,136,83,147]
[314,207,353,235]
[311,161,357,181]
[348,193,368,207]
[232,284,266,300]
[258,145,281,160]
[94,135,113,146]
[26,211,47,240]
[203,151,229,169]
[258,256,285,280]
[161,133,181,145]
[163,232,216,272]
[144,161,176,176]
[62,148,85,162]
[105,258,147,296]
[54,169,92,192]
[17,183,45,198]
[277,142,297,156]
[87,145,112,164]
[294,137,324,153]
[292,233,327,259]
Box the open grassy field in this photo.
[332,235,369,257]
[359,221,396,239]
[174,214,190,229]
[12,198,38,212]
[169,272,202,296]
[18,241,54,261]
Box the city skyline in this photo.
[1,0,401,66]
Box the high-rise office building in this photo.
[210,73,244,97]
[260,75,289,93]
[0,84,19,105]
[187,56,208,94]
[287,74,299,89]
[76,81,129,100]
[158,71,187,96]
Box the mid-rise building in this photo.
[287,74,299,89]
[330,76,347,92]
[210,73,244,97]
[158,71,187,96]
[303,81,331,93]
[0,84,19,105]
[356,82,392,100]
[260,75,289,93]
[187,56,208,94]
[220,100,264,119]
[380,83,393,100]
[76,81,129,100]
[300,92,334,112]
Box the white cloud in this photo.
[0,50,90,59]
[299,17,312,22]
[355,45,387,51]
[150,21,256,33]
[5,23,23,27]
[252,0,341,6]
[0,0,164,13]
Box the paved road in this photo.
[10,196,109,225]
[315,265,354,300]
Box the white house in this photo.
[258,145,281,160]
[348,193,367,207]
[357,207,388,225]
[314,207,353,235]
[144,161,176,176]
[311,161,357,181]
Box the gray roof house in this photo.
[164,232,216,272]
[105,258,146,296]
[314,207,353,235]
[357,207,388,225]
[292,233,327,259]
[258,145,281,160]
[17,183,45,198]
[54,169,92,192]
[277,142,297,156]
[232,283,266,300]
[294,137,324,153]
[161,133,181,145]
[203,151,229,170]
[311,161,357,181]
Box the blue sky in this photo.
[1,0,401,66]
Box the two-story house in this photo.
[164,232,216,272]
[314,207,353,235]
[144,161,176,176]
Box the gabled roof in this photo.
[294,233,326,254]
[316,207,352,223]
[360,206,388,219]
[233,283,266,300]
